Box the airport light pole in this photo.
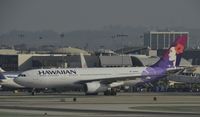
[112,34,128,67]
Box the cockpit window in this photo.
[18,74,26,77]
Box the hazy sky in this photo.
[0,0,200,33]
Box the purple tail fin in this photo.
[151,35,188,68]
[141,35,188,83]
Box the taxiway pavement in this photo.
[0,92,200,117]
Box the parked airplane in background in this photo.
[168,66,200,84]
[0,70,24,88]
[14,35,188,95]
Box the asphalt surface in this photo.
[0,92,200,117]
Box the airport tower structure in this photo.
[144,31,189,50]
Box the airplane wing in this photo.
[77,74,165,85]
[76,67,184,85]
[165,67,185,75]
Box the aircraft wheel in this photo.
[104,90,111,96]
[110,90,117,96]
[31,88,36,96]
[85,93,98,95]
[31,91,35,96]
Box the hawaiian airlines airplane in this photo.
[14,35,188,95]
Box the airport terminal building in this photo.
[144,31,189,50]
[0,47,191,71]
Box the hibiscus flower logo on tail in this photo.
[174,35,187,66]
[168,35,187,67]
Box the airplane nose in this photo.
[14,77,26,86]
[14,77,19,83]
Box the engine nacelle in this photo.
[84,82,108,93]
[109,81,124,88]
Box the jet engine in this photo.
[84,82,108,94]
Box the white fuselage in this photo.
[15,67,147,88]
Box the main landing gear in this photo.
[104,89,117,96]
[30,88,41,96]
[85,92,98,95]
